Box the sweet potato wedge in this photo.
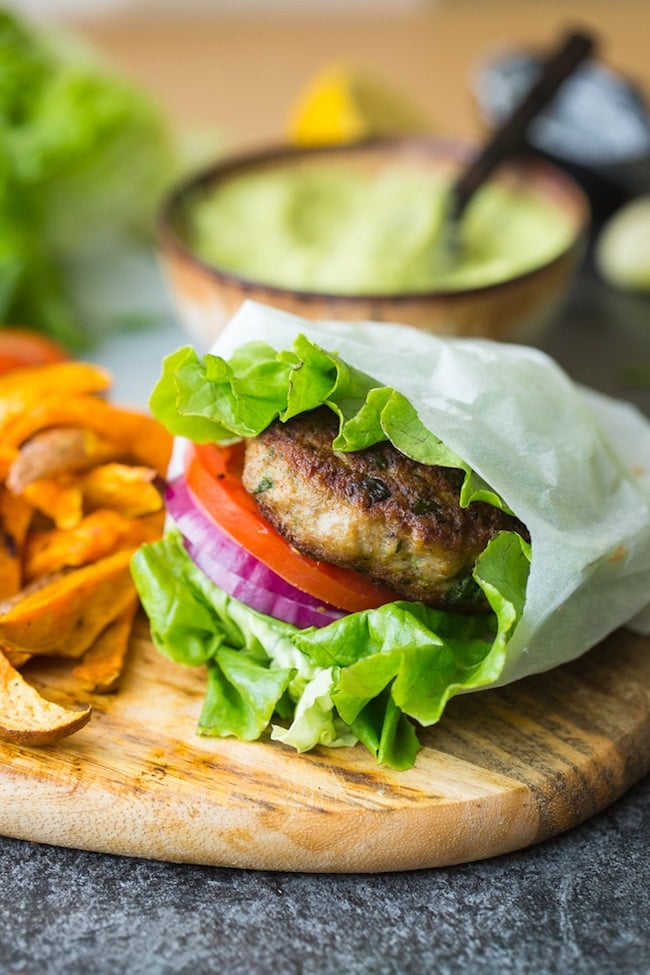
[21,475,83,530]
[0,446,18,481]
[0,486,33,599]
[0,357,173,743]
[1,647,32,669]
[23,509,164,581]
[0,362,111,435]
[0,548,138,658]
[73,597,138,693]
[7,427,127,494]
[2,396,172,475]
[81,464,165,517]
[0,648,91,745]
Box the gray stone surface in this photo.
[1,776,648,975]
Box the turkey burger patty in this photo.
[242,406,529,612]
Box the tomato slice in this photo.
[186,441,398,614]
[0,329,68,376]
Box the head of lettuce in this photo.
[131,302,650,770]
[0,10,175,347]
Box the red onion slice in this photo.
[165,476,345,628]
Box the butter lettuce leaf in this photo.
[208,303,650,685]
[131,529,529,769]
[202,650,294,742]
[140,302,650,768]
[150,333,513,511]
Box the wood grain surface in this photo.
[1,619,648,873]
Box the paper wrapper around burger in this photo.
[172,300,650,691]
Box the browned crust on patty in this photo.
[242,407,528,611]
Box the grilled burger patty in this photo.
[242,407,529,611]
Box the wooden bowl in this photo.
[158,137,590,347]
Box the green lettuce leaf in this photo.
[201,650,294,742]
[160,302,650,701]
[150,334,513,511]
[0,10,175,346]
[131,530,530,769]
[140,330,534,768]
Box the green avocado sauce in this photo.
[189,161,573,294]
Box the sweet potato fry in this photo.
[1,648,32,669]
[0,548,138,658]
[0,356,173,744]
[80,464,165,517]
[0,486,33,598]
[2,395,172,475]
[21,475,83,530]
[0,362,111,436]
[23,509,164,581]
[7,427,127,494]
[0,648,91,745]
[0,446,18,480]
[73,597,138,693]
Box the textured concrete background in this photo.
[1,775,648,975]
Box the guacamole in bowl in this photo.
[189,159,575,295]
[158,138,589,346]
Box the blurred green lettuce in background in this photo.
[0,9,176,347]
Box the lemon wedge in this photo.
[595,196,650,293]
[287,64,431,146]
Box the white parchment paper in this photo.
[210,300,650,687]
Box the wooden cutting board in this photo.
[1,620,648,873]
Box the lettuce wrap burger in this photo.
[131,302,650,769]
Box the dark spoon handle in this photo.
[450,29,596,221]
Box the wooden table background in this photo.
[70,2,650,152]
